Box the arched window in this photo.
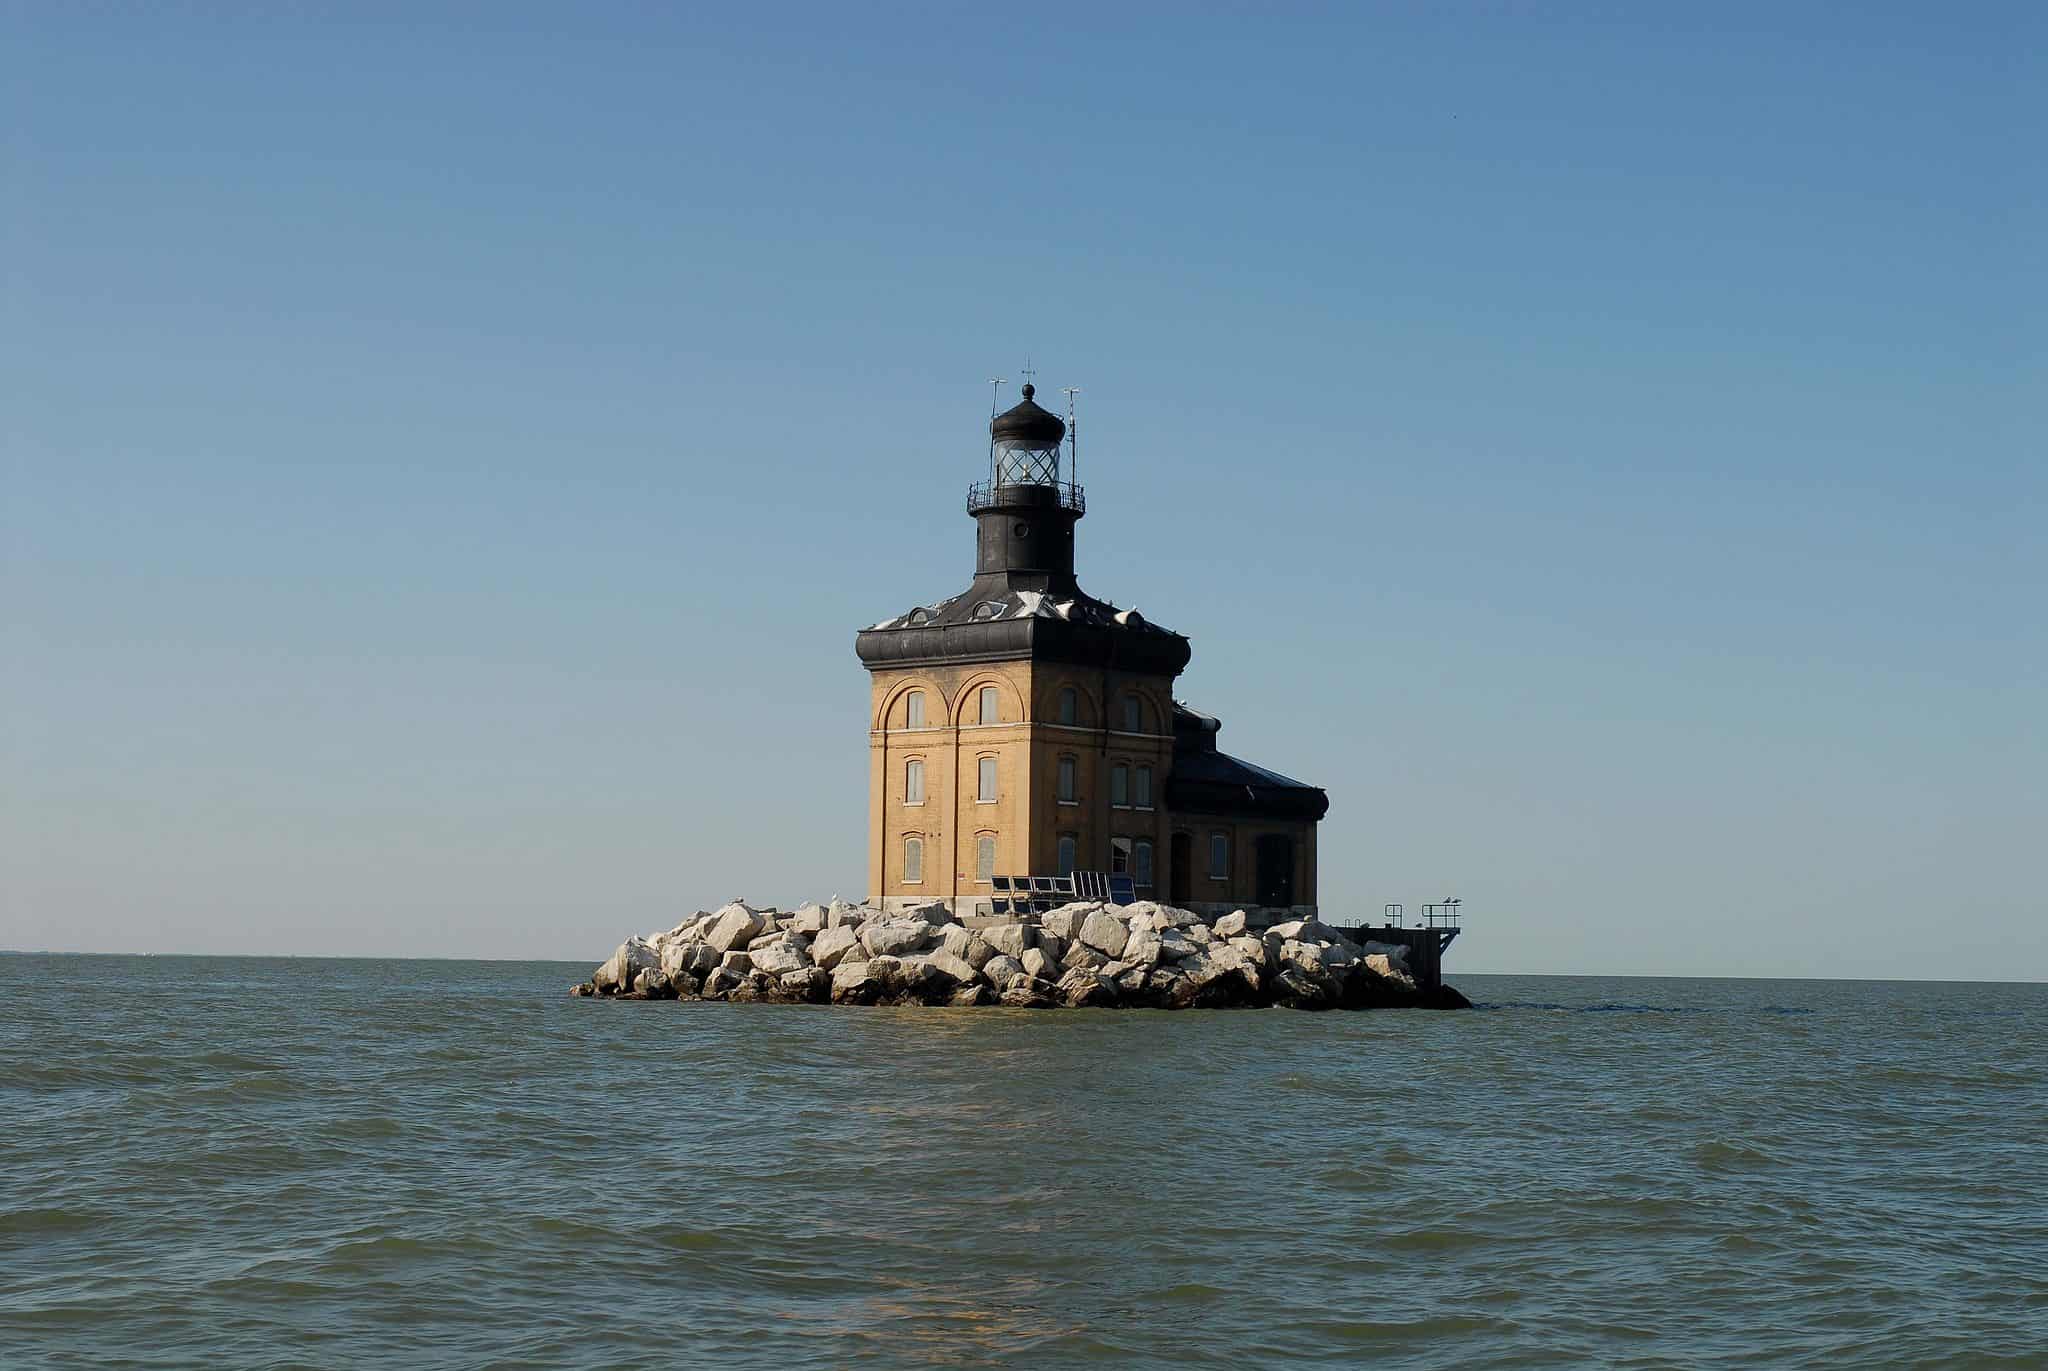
[1110,836,1132,874]
[978,756,998,803]
[1111,763,1129,808]
[979,686,999,725]
[976,834,996,883]
[1057,834,1077,877]
[1057,755,1078,803]
[903,836,923,883]
[1134,839,1154,888]
[1208,832,1230,879]
[905,690,925,729]
[905,758,925,804]
[1122,694,1142,732]
[1058,686,1078,726]
[1135,765,1153,809]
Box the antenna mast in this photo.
[1063,386,1081,488]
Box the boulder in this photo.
[779,966,829,1003]
[1277,940,1326,978]
[926,950,984,989]
[718,951,754,977]
[905,901,953,926]
[999,984,1056,1009]
[729,972,776,1003]
[980,923,1033,959]
[895,957,953,1004]
[1228,935,1271,971]
[570,982,594,996]
[981,954,1027,989]
[810,925,863,970]
[827,897,865,927]
[1040,903,1097,941]
[1359,940,1412,968]
[1060,942,1109,972]
[1266,919,1308,942]
[1035,931,1067,963]
[660,938,713,982]
[940,924,996,969]
[1058,968,1120,1009]
[1122,927,1163,968]
[593,937,661,993]
[699,966,742,1000]
[1156,927,1201,961]
[1360,953,1416,992]
[702,904,767,954]
[631,968,673,999]
[1184,924,1215,945]
[1207,942,1263,995]
[1019,948,1058,982]
[1213,910,1249,938]
[951,984,995,1007]
[749,936,813,978]
[861,919,936,957]
[830,960,883,1005]
[1078,908,1130,958]
[1271,966,1335,1010]
[786,902,830,936]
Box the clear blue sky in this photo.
[4,4,2041,977]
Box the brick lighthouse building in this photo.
[855,379,1328,916]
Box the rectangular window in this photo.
[1057,834,1077,878]
[1110,764,1128,808]
[1110,836,1132,874]
[905,691,925,729]
[1209,832,1229,879]
[979,686,999,725]
[1135,765,1153,809]
[1123,695,1141,732]
[905,758,924,804]
[1134,839,1154,888]
[904,836,923,883]
[978,756,998,802]
[1059,688,1077,725]
[1057,755,1077,803]
[976,835,996,883]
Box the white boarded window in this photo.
[976,835,996,882]
[1057,834,1077,877]
[903,836,923,883]
[1058,687,1078,725]
[1111,764,1129,808]
[978,756,998,802]
[905,758,924,804]
[905,690,925,729]
[979,686,999,725]
[1134,839,1154,888]
[1123,694,1142,732]
[1209,832,1229,879]
[1057,755,1077,803]
[1135,765,1153,809]
[1110,836,1132,874]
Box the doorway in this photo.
[1255,834,1295,909]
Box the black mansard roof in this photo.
[856,586,1190,674]
[1165,703,1330,821]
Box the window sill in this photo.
[976,798,999,805]
[1056,799,1080,807]
[903,800,924,807]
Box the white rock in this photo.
[1020,948,1058,981]
[719,950,754,976]
[1228,935,1271,971]
[1185,925,1215,945]
[862,919,937,957]
[594,937,661,992]
[1078,908,1130,958]
[926,950,983,987]
[905,901,953,926]
[1036,932,1067,963]
[702,904,767,954]
[749,936,813,977]
[981,923,1033,959]
[941,925,996,969]
[1156,927,1201,961]
[786,903,829,936]
[1122,927,1163,968]
[1213,911,1248,938]
[810,925,862,970]
[1363,953,1417,990]
[1041,903,1100,941]
[982,953,1027,988]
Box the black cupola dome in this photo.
[990,383,1066,449]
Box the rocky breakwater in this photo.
[574,898,1469,1011]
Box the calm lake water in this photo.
[2,955,2043,1368]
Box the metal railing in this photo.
[966,480,1086,515]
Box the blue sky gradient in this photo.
[4,4,2041,975]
